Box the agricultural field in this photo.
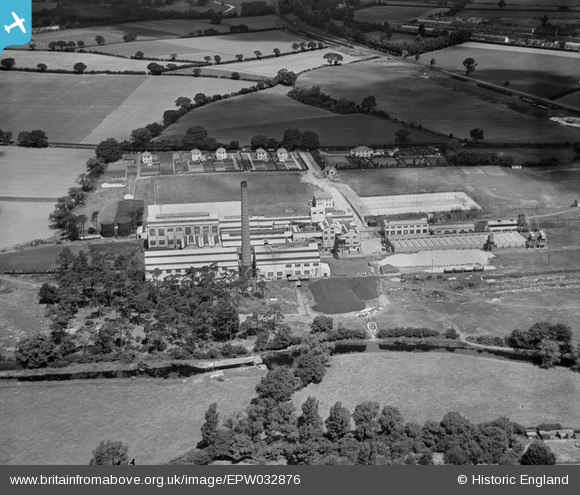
[161,87,443,146]
[94,31,309,61]
[0,72,146,143]
[0,50,153,72]
[556,92,580,108]
[293,353,580,427]
[135,172,316,216]
[0,367,266,465]
[429,43,580,102]
[354,5,436,25]
[335,164,580,217]
[183,50,362,78]
[0,202,55,251]
[81,76,249,144]
[296,58,580,143]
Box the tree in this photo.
[231,72,241,80]
[37,63,47,72]
[538,340,561,368]
[462,57,477,76]
[251,135,269,150]
[95,138,123,163]
[418,24,427,37]
[15,335,58,369]
[255,368,300,403]
[77,40,85,49]
[175,96,192,111]
[73,62,87,74]
[282,128,303,151]
[353,401,380,440]
[134,51,144,59]
[17,131,31,147]
[95,35,106,46]
[291,42,299,52]
[212,299,239,342]
[194,93,208,106]
[254,50,262,59]
[48,42,57,51]
[297,397,324,442]
[192,68,202,77]
[145,122,163,138]
[235,54,243,62]
[89,440,129,465]
[123,33,137,42]
[395,128,412,145]
[520,442,556,465]
[273,48,280,57]
[310,315,333,334]
[300,131,320,150]
[200,403,219,447]
[131,128,152,145]
[469,128,484,142]
[360,95,377,113]
[0,129,12,145]
[1,58,15,69]
[147,62,164,75]
[295,352,327,386]
[214,55,221,64]
[68,41,76,50]
[325,402,351,441]
[430,58,436,69]
[497,0,506,9]
[377,405,404,436]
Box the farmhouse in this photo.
[215,147,227,160]
[277,148,289,162]
[255,148,268,161]
[191,149,205,161]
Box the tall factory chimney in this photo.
[240,181,252,276]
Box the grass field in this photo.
[354,6,435,25]
[0,367,265,464]
[429,43,580,102]
[0,50,154,72]
[81,76,249,144]
[182,50,362,78]
[94,31,308,61]
[0,275,50,351]
[0,202,56,251]
[0,148,91,199]
[0,72,146,143]
[297,58,580,143]
[336,164,580,217]
[161,87,443,146]
[293,353,580,427]
[135,172,316,215]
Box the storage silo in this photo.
[100,221,115,238]
[116,216,132,237]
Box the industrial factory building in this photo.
[388,232,526,253]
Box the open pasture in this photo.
[429,43,580,101]
[0,368,265,465]
[0,50,153,72]
[296,58,580,143]
[0,202,55,251]
[190,50,361,78]
[94,31,308,61]
[0,72,146,143]
[293,353,580,427]
[337,164,580,217]
[135,172,315,216]
[161,88,443,146]
[81,76,248,144]
[354,5,435,25]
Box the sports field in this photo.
[80,76,248,144]
[94,31,308,61]
[0,50,153,72]
[0,72,146,143]
[297,58,580,143]
[161,88,443,146]
[429,43,580,102]
[134,172,315,215]
[293,353,580,426]
[0,368,266,465]
[337,164,580,217]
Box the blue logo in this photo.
[1,0,32,55]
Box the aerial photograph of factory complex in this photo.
[0,0,579,469]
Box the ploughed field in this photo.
[161,88,443,146]
[429,42,580,102]
[354,5,441,25]
[296,58,580,143]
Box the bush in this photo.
[378,327,440,339]
[328,327,367,341]
[89,440,129,465]
[445,328,459,340]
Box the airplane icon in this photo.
[5,12,26,34]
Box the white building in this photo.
[277,148,288,161]
[312,191,334,209]
[215,147,227,160]
[255,148,268,161]
[191,148,205,161]
[383,217,429,239]
[350,146,373,158]
[254,242,321,280]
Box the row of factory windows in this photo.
[386,228,429,235]
[149,226,219,237]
